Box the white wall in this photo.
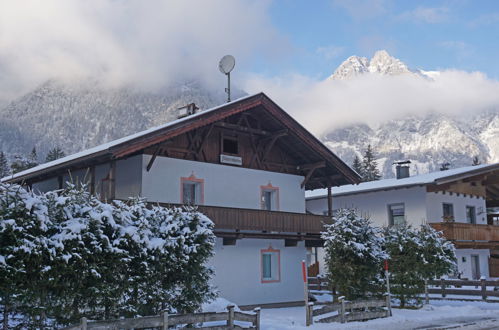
[425,192,487,224]
[209,238,306,306]
[115,155,142,199]
[307,186,428,227]
[455,249,490,279]
[142,156,306,213]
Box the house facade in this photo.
[3,93,359,307]
[306,163,499,280]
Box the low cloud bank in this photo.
[243,70,499,135]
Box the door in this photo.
[471,255,480,280]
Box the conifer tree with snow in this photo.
[472,156,481,166]
[0,152,9,178]
[45,147,66,162]
[322,209,386,300]
[361,144,381,181]
[384,224,456,307]
[10,147,39,174]
[352,155,364,177]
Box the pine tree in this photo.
[361,144,381,181]
[45,147,66,162]
[10,148,39,174]
[28,147,38,167]
[472,156,481,166]
[352,155,364,178]
[0,152,9,178]
[322,209,386,300]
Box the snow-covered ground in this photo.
[259,300,499,330]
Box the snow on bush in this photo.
[322,208,387,300]
[385,224,456,307]
[0,183,216,328]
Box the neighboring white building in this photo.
[3,93,359,307]
[306,163,499,280]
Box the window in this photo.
[261,247,280,283]
[466,206,476,224]
[222,136,239,155]
[443,203,454,222]
[388,203,405,227]
[181,175,204,205]
[260,184,279,211]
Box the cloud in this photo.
[331,0,387,20]
[398,6,449,24]
[439,40,474,61]
[468,12,499,27]
[243,70,499,136]
[0,0,287,102]
[316,45,345,60]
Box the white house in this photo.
[2,93,360,307]
[306,163,499,280]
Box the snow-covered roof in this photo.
[1,93,258,183]
[306,163,499,199]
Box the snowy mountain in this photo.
[324,51,499,178]
[0,79,242,159]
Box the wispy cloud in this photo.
[331,0,387,20]
[316,45,345,60]
[468,12,499,27]
[439,40,474,61]
[398,6,449,24]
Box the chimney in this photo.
[177,103,200,119]
[393,160,411,179]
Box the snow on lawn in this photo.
[260,300,499,330]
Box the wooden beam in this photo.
[301,162,325,188]
[215,122,270,136]
[297,161,326,171]
[146,145,161,172]
[327,186,333,217]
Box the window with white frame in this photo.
[260,184,279,211]
[388,203,405,227]
[443,203,454,222]
[466,206,476,224]
[261,248,280,283]
[181,175,204,205]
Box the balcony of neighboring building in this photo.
[430,222,499,249]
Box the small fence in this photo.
[426,278,499,302]
[307,276,331,292]
[62,305,260,330]
[306,295,391,325]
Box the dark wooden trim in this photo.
[327,186,333,217]
[215,121,270,136]
[146,145,161,172]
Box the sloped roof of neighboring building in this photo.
[2,92,360,188]
[306,163,499,199]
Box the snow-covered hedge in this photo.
[322,208,456,305]
[0,183,216,328]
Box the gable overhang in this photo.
[3,93,360,188]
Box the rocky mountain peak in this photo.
[330,50,414,80]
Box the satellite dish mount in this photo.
[219,55,235,103]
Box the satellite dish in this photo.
[219,55,235,75]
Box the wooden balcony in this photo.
[430,222,499,249]
[155,202,329,240]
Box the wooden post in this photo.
[161,311,169,330]
[327,186,333,217]
[424,279,429,305]
[253,307,261,330]
[339,296,345,324]
[307,302,314,326]
[227,304,235,327]
[301,260,309,324]
[80,317,87,330]
[385,293,392,317]
[440,278,446,298]
[481,278,487,300]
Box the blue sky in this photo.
[253,0,499,79]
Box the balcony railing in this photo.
[154,202,329,236]
[430,222,499,244]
